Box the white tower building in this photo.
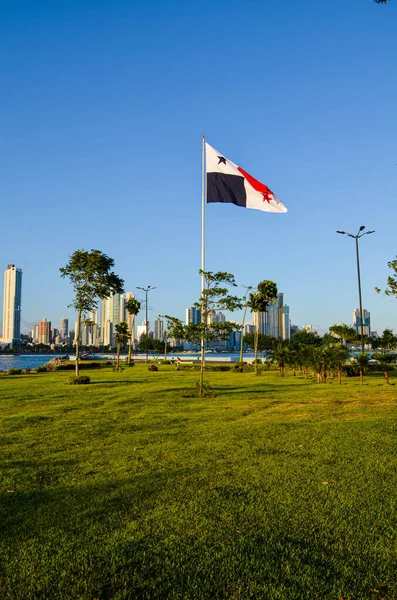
[2,264,22,347]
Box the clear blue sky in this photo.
[1,0,396,334]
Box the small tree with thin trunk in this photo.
[271,340,290,378]
[373,350,396,385]
[331,344,350,385]
[247,281,278,375]
[126,298,141,365]
[196,270,242,396]
[353,352,369,385]
[115,321,129,371]
[60,249,124,376]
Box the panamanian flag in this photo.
[206,142,287,213]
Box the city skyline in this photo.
[1,1,396,336]
[0,264,387,345]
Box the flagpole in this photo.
[201,134,206,371]
[201,134,205,288]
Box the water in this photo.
[0,353,260,371]
[0,355,60,372]
[96,352,259,363]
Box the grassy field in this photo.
[1,364,396,600]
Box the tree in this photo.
[239,285,253,362]
[60,249,124,376]
[163,315,186,349]
[374,1,389,4]
[352,353,369,385]
[242,333,275,355]
[330,345,350,385]
[271,340,290,378]
[289,330,323,347]
[376,258,397,300]
[115,321,129,371]
[373,350,396,385]
[164,272,242,396]
[126,297,141,365]
[195,270,242,396]
[329,324,359,345]
[247,281,278,375]
[375,328,397,351]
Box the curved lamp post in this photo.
[336,226,375,353]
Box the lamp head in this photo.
[336,230,345,234]
[359,225,365,231]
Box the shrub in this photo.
[55,363,75,371]
[148,364,158,371]
[56,362,101,371]
[7,368,23,375]
[69,375,91,385]
[35,366,47,373]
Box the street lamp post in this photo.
[336,226,375,353]
[136,285,157,360]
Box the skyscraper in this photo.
[258,293,290,340]
[100,291,125,345]
[154,317,164,340]
[60,318,69,339]
[186,306,201,325]
[353,308,371,337]
[2,264,22,347]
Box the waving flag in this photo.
[206,142,287,213]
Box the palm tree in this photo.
[376,329,397,352]
[247,281,277,375]
[353,352,369,385]
[373,350,397,385]
[126,298,141,366]
[310,346,330,383]
[330,344,350,385]
[115,321,129,371]
[271,340,290,377]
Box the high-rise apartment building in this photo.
[353,308,371,337]
[255,293,290,340]
[154,317,164,340]
[37,318,51,345]
[60,318,68,339]
[185,307,201,325]
[100,291,125,345]
[2,264,22,347]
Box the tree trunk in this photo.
[239,306,248,363]
[360,368,364,385]
[304,367,308,379]
[116,342,120,370]
[338,364,342,385]
[164,339,167,361]
[384,370,390,385]
[75,309,81,377]
[127,315,135,366]
[254,312,260,375]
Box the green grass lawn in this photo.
[1,365,396,599]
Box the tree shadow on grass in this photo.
[88,380,143,386]
[1,470,395,600]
